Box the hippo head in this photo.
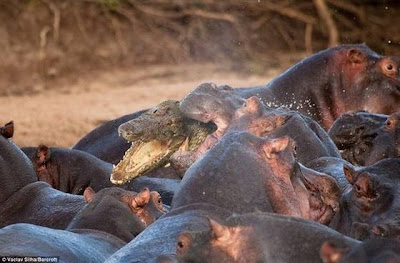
[365,112,400,165]
[84,187,166,227]
[179,82,245,135]
[328,111,388,166]
[330,111,400,166]
[320,238,400,263]
[176,218,258,263]
[261,136,340,225]
[226,96,289,136]
[335,45,400,115]
[69,187,167,242]
[342,159,400,238]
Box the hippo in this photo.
[73,44,400,164]
[329,158,400,239]
[224,96,341,165]
[21,145,180,205]
[0,121,37,203]
[175,212,358,263]
[0,163,165,230]
[320,238,400,263]
[179,83,245,138]
[329,111,400,166]
[178,87,340,171]
[0,187,166,262]
[172,132,340,225]
[307,157,356,191]
[105,203,233,263]
[236,44,400,130]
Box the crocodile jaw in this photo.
[110,140,177,185]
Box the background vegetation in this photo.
[1,0,399,95]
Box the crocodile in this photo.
[110,100,216,185]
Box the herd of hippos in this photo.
[2,43,400,262]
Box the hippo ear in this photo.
[176,232,192,255]
[343,165,357,184]
[133,188,151,208]
[208,218,232,241]
[244,96,262,113]
[263,136,291,159]
[385,113,399,131]
[83,187,96,203]
[353,173,376,199]
[36,145,51,165]
[347,48,366,64]
[320,240,348,263]
[0,121,14,139]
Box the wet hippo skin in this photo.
[72,44,400,165]
[0,187,166,262]
[21,146,180,205]
[224,96,341,165]
[329,158,400,239]
[0,121,37,203]
[105,203,233,263]
[320,238,400,263]
[236,44,400,130]
[172,132,340,225]
[176,212,358,263]
[329,111,400,166]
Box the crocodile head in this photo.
[111,100,214,185]
[111,100,187,184]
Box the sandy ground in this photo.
[1,63,281,147]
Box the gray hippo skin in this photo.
[236,44,400,130]
[329,111,400,166]
[224,96,341,164]
[0,187,166,263]
[72,44,400,163]
[307,157,355,191]
[172,131,340,225]
[177,87,340,174]
[0,121,37,203]
[320,238,400,263]
[176,212,358,263]
[21,146,180,205]
[105,203,233,263]
[329,158,400,239]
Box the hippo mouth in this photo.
[110,138,184,185]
